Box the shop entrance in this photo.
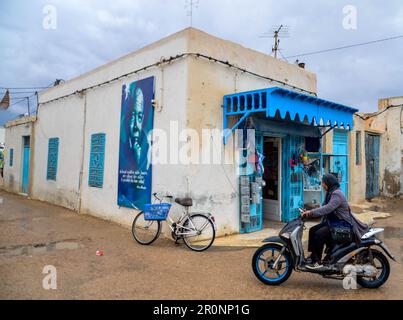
[262,137,281,221]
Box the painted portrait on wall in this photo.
[118,76,155,210]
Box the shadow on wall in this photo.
[383,169,401,196]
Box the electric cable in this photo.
[354,104,403,120]
[286,35,403,59]
[37,52,317,106]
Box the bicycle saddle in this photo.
[175,198,193,207]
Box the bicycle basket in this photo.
[144,203,172,221]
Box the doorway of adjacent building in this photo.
[22,136,30,194]
[262,137,281,221]
[365,133,380,199]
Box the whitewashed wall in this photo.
[30,28,317,236]
[3,120,33,194]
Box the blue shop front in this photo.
[223,87,358,234]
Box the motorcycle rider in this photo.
[302,173,369,270]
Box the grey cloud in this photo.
[1,0,402,125]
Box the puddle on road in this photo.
[0,241,84,257]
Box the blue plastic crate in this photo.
[144,203,172,221]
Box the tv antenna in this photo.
[185,0,199,27]
[260,25,291,59]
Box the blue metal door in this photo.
[365,133,380,199]
[22,136,30,194]
[332,130,349,197]
[282,135,304,222]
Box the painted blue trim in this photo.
[88,133,106,188]
[47,138,59,181]
[223,87,358,144]
[22,137,30,194]
[9,148,13,167]
[223,111,252,145]
[281,135,304,222]
[332,130,349,199]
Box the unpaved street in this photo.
[0,190,402,300]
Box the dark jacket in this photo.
[310,189,369,240]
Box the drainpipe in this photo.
[77,92,87,213]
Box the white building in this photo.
[0,126,5,147]
[3,28,360,236]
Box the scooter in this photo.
[252,212,396,288]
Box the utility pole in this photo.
[185,0,199,27]
[272,25,283,59]
[260,25,290,59]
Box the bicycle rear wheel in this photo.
[182,214,215,252]
[132,212,161,245]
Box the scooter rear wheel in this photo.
[252,244,293,286]
[356,249,390,289]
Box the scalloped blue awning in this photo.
[223,86,358,144]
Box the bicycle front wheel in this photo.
[182,214,215,252]
[132,212,161,245]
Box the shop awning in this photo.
[250,117,321,138]
[223,86,359,144]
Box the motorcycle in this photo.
[252,214,396,288]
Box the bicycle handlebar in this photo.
[152,193,174,202]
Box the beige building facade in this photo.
[5,28,393,237]
[349,97,403,204]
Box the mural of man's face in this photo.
[130,88,144,142]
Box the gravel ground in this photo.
[0,190,402,300]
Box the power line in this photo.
[278,49,289,63]
[2,91,39,95]
[7,93,36,108]
[38,52,316,107]
[0,82,55,91]
[0,86,48,90]
[354,104,402,120]
[286,35,403,59]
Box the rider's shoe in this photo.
[305,262,325,271]
[305,256,315,264]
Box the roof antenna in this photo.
[260,25,290,59]
[185,0,199,27]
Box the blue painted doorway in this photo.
[365,133,380,199]
[332,130,349,198]
[22,136,30,194]
[281,135,304,222]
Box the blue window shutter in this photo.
[47,138,59,181]
[9,149,14,167]
[88,133,106,188]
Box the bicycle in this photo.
[131,193,217,252]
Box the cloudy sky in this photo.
[1,0,402,125]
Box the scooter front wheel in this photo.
[252,244,293,286]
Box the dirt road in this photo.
[0,191,402,299]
